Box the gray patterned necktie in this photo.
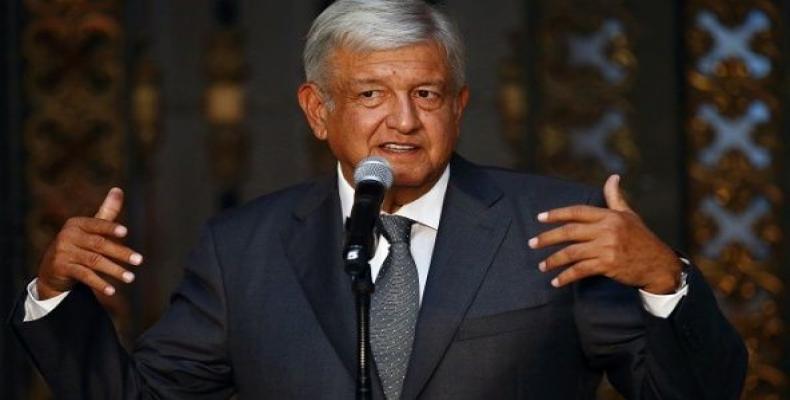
[371,214,419,400]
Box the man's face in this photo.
[300,41,469,200]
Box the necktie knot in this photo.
[378,214,415,244]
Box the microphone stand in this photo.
[344,244,374,400]
[343,172,389,400]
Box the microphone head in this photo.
[353,156,394,189]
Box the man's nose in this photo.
[386,95,422,134]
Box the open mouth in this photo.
[380,143,418,153]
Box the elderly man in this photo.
[12,0,746,399]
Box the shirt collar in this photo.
[338,163,450,230]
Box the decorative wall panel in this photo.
[23,0,126,290]
[685,1,785,397]
[533,0,638,186]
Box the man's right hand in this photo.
[36,187,143,300]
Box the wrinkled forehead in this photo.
[324,40,453,86]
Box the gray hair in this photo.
[303,0,466,92]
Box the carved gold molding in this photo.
[685,1,785,397]
[23,0,126,274]
[533,0,639,186]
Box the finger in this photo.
[604,175,632,213]
[551,259,602,288]
[536,205,608,224]
[70,247,136,284]
[95,187,124,221]
[72,233,143,266]
[539,243,596,272]
[69,264,117,296]
[67,217,128,238]
[529,223,598,249]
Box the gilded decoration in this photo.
[685,1,784,397]
[533,0,639,185]
[23,0,126,288]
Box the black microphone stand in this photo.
[343,179,384,400]
[344,245,374,400]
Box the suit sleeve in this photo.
[9,223,235,399]
[573,190,748,400]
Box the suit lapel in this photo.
[401,156,512,399]
[282,176,384,396]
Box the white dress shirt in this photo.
[24,163,687,322]
[339,164,450,302]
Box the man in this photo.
[12,0,746,399]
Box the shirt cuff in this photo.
[638,258,690,319]
[23,278,70,322]
[639,284,688,318]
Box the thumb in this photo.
[94,187,124,221]
[603,175,632,212]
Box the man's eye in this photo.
[360,90,378,98]
[416,90,437,99]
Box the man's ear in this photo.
[453,85,470,123]
[297,83,330,140]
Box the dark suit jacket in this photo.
[11,155,747,399]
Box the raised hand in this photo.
[36,188,143,300]
[529,175,682,294]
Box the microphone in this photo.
[343,156,393,273]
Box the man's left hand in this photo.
[529,175,682,294]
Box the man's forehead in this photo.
[346,77,448,87]
[328,43,451,83]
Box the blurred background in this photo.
[1,0,789,399]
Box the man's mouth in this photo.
[381,143,418,152]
